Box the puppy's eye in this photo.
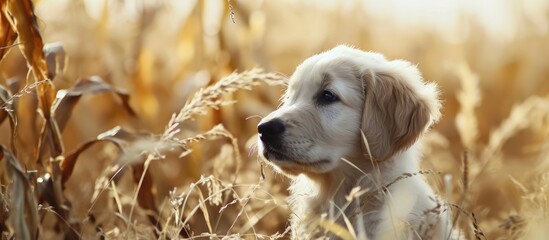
[317,90,339,104]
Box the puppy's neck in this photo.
[287,163,370,219]
[287,143,423,224]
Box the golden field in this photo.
[1,0,549,239]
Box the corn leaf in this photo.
[1,145,39,240]
[0,85,17,153]
[60,126,135,188]
[0,1,17,62]
[53,76,136,133]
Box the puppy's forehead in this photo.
[289,46,387,87]
[289,55,358,92]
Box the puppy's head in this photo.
[257,45,441,176]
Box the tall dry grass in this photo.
[1,0,549,239]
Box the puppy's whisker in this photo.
[246,115,263,120]
[248,143,258,157]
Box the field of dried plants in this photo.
[1,0,549,239]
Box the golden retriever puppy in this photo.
[257,45,459,239]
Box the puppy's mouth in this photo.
[260,142,331,168]
[262,144,292,162]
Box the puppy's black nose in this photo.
[258,119,286,136]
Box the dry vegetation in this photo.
[1,0,549,239]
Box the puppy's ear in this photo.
[360,61,441,161]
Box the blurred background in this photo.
[1,0,549,239]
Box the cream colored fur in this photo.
[258,45,460,239]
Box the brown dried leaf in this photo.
[43,42,66,80]
[7,78,19,95]
[7,0,61,161]
[0,189,9,238]
[35,75,56,120]
[60,126,136,189]
[0,87,9,123]
[0,85,17,153]
[34,115,64,162]
[60,141,101,189]
[1,145,39,240]
[0,2,17,62]
[53,76,137,132]
[132,163,159,227]
[5,0,48,81]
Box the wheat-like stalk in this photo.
[468,96,549,184]
[455,62,481,150]
[166,68,286,130]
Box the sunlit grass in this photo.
[1,0,548,239]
